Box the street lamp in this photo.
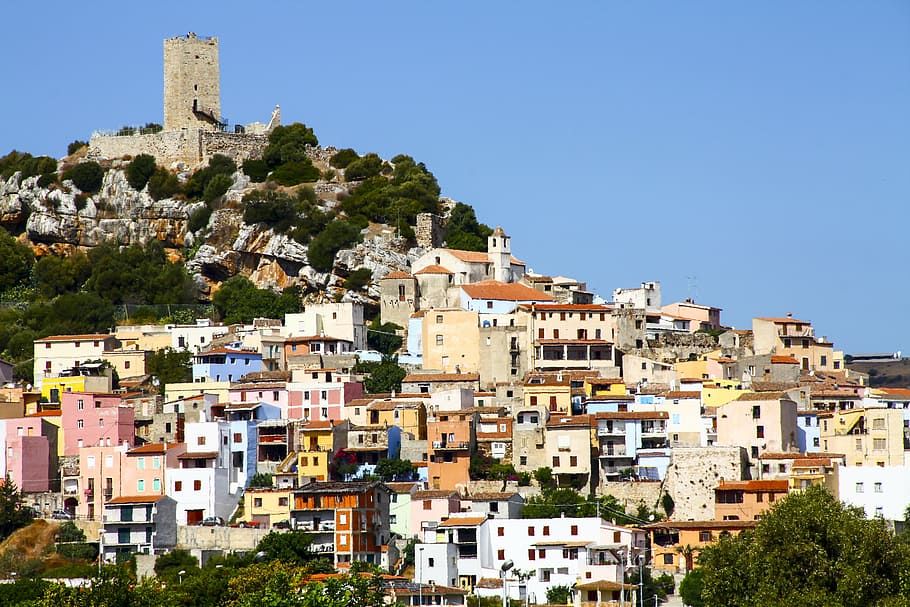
[418,547,424,607]
[501,559,514,607]
[178,569,186,584]
[638,555,644,607]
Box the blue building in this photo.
[192,346,262,382]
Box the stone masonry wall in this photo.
[663,446,746,521]
[416,213,444,249]
[89,130,268,167]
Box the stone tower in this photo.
[163,33,221,131]
[488,226,512,282]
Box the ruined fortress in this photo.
[89,34,279,166]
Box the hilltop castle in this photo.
[89,33,280,166]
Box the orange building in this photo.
[644,520,758,574]
[427,410,475,491]
[290,480,391,566]
[714,479,789,520]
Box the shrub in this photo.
[344,153,383,181]
[125,154,157,191]
[37,173,56,188]
[67,140,88,156]
[139,122,163,134]
[63,161,104,193]
[116,125,136,136]
[242,158,269,182]
[243,190,299,233]
[203,173,233,202]
[330,148,359,169]
[147,168,182,200]
[270,159,320,186]
[187,204,213,233]
[184,154,236,200]
[344,268,373,291]
[307,220,362,272]
[262,123,318,168]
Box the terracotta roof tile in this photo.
[461,281,554,302]
[414,265,454,276]
[402,373,480,383]
[107,494,168,504]
[413,490,459,500]
[36,334,113,342]
[665,391,701,399]
[771,355,800,365]
[438,516,487,527]
[715,480,789,492]
[593,411,668,420]
[381,271,414,280]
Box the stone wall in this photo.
[163,34,220,131]
[598,481,664,512]
[416,213,444,249]
[178,525,269,552]
[663,446,747,521]
[88,130,268,166]
[200,131,269,164]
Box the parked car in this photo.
[272,519,292,530]
[197,516,225,527]
[231,520,262,529]
[51,510,73,520]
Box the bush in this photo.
[330,148,359,169]
[184,154,236,200]
[67,140,88,156]
[243,190,299,233]
[203,173,233,202]
[63,161,104,193]
[187,204,213,233]
[344,153,383,181]
[270,159,320,186]
[307,220,362,272]
[344,268,372,291]
[126,154,157,191]
[147,167,182,200]
[262,123,318,169]
[242,158,269,182]
[37,173,56,188]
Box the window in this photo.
[530,396,537,406]
[152,478,160,491]
[254,497,262,507]
[519,456,527,466]
[99,419,104,428]
[279,497,288,507]
[538,549,545,559]
[756,426,764,439]
[487,301,493,309]
[874,482,883,493]
[570,525,578,536]
[194,480,202,491]
[873,438,887,451]
[489,502,499,513]
[423,500,432,510]
[856,482,864,493]
[752,405,761,419]
[197,436,206,445]
[813,437,820,447]
[390,515,397,524]
[87,456,95,468]
[699,531,711,542]
[855,438,863,451]
[552,456,560,467]
[563,548,578,560]
[778,464,787,473]
[528,526,535,536]
[234,433,242,443]
[820,355,827,367]
[498,527,504,537]
[663,554,674,565]
[873,418,886,430]
[528,549,535,561]
[137,457,145,470]
[175,481,182,491]
[77,399,84,410]
[543,525,550,535]
[436,335,444,346]
[751,446,759,458]
[137,479,145,491]
[570,456,577,466]
[77,419,84,429]
[498,549,505,560]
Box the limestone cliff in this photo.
[0,154,429,306]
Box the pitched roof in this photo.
[734,391,791,402]
[413,490,459,500]
[381,270,414,280]
[402,372,480,383]
[178,451,218,459]
[522,303,612,312]
[644,520,758,531]
[127,442,182,455]
[35,334,113,342]
[593,411,668,420]
[756,317,811,325]
[546,414,592,428]
[665,391,702,399]
[385,482,420,493]
[469,492,520,501]
[438,516,487,528]
[461,281,554,302]
[107,495,169,505]
[414,265,454,276]
[771,355,800,365]
[715,480,789,492]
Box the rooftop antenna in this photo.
[687,275,698,302]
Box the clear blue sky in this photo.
[3,1,909,354]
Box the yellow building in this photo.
[164,380,231,402]
[585,377,628,398]
[523,372,573,414]
[645,520,757,574]
[701,380,750,408]
[243,487,293,527]
[41,375,112,402]
[819,408,904,467]
[422,309,481,374]
[365,399,427,440]
[293,420,348,482]
[752,316,844,373]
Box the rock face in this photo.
[0,162,425,305]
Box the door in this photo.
[186,509,204,525]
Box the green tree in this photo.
[213,276,300,324]
[366,319,403,355]
[270,159,320,186]
[241,158,270,182]
[679,568,706,607]
[185,154,236,200]
[0,477,33,540]
[262,123,318,169]
[444,202,493,252]
[343,153,384,181]
[56,520,97,560]
[147,348,192,386]
[307,220,362,272]
[33,251,91,299]
[203,173,233,203]
[329,148,359,169]
[126,154,157,191]
[67,140,88,156]
[63,161,104,193]
[356,356,407,394]
[248,473,273,488]
[154,549,200,582]
[148,167,182,200]
[343,268,373,292]
[374,458,416,481]
[697,485,910,607]
[253,532,333,569]
[0,230,34,291]
[22,292,115,336]
[546,585,572,605]
[84,240,194,305]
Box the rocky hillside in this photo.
[0,146,456,307]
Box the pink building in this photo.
[410,489,462,539]
[287,369,364,421]
[62,392,134,455]
[228,380,289,416]
[2,417,53,492]
[77,442,185,520]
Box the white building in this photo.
[167,421,236,524]
[285,303,367,351]
[834,464,910,522]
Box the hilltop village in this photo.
[0,33,907,607]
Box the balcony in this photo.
[597,427,625,437]
[432,441,470,450]
[259,435,287,444]
[599,448,628,458]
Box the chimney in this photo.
[786,312,793,318]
